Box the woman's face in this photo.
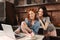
[38,8,43,17]
[29,11,35,20]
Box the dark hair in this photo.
[38,5,49,17]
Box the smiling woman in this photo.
[37,5,57,37]
[20,8,40,35]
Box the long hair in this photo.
[38,5,52,21]
[38,5,50,17]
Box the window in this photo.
[14,0,60,6]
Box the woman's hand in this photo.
[30,32,35,37]
[25,31,35,38]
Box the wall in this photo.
[16,3,60,27]
[6,0,14,4]
[6,1,17,25]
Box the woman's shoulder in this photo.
[35,20,39,22]
[35,20,40,24]
[25,18,28,23]
[44,17,51,22]
[44,17,50,19]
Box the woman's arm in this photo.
[15,27,20,34]
[21,21,35,37]
[21,21,32,34]
[39,17,52,30]
[39,19,46,30]
[45,17,51,30]
[44,21,49,30]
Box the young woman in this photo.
[37,5,57,37]
[21,9,40,37]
